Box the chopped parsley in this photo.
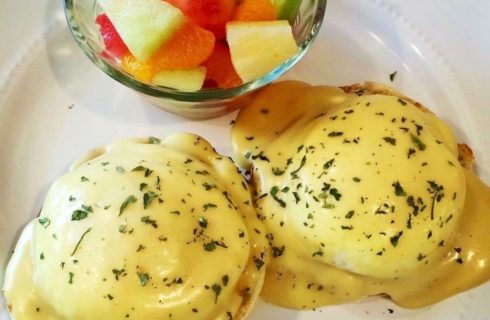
[270,186,286,208]
[272,246,285,258]
[290,155,307,179]
[329,188,342,201]
[39,217,51,228]
[254,257,265,270]
[119,195,137,216]
[328,131,344,137]
[389,71,398,82]
[383,137,397,146]
[392,181,407,196]
[148,136,161,144]
[112,268,126,281]
[137,272,150,286]
[211,284,222,303]
[411,134,426,151]
[71,205,92,221]
[272,167,285,176]
[143,192,158,209]
[390,231,404,247]
[71,228,92,256]
[203,203,217,211]
[198,216,208,228]
[204,241,217,252]
[141,216,158,228]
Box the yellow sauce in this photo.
[232,81,490,309]
[2,134,268,320]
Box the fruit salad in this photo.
[96,0,300,91]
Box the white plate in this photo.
[1,0,489,319]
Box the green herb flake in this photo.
[270,186,286,208]
[143,192,158,209]
[132,166,153,177]
[202,182,216,190]
[222,275,229,286]
[71,210,89,221]
[254,257,265,270]
[80,176,89,182]
[329,188,342,201]
[272,246,285,258]
[389,71,398,82]
[68,272,74,284]
[137,272,150,286]
[323,159,335,170]
[353,177,361,182]
[345,210,355,219]
[118,225,127,233]
[112,268,126,281]
[272,167,285,176]
[148,136,161,144]
[292,191,300,204]
[392,181,407,196]
[141,216,158,228]
[383,137,397,146]
[71,228,92,256]
[211,284,222,304]
[139,183,148,191]
[328,131,344,137]
[204,241,217,252]
[198,216,208,228]
[39,217,51,228]
[411,134,426,151]
[203,203,217,211]
[390,231,404,247]
[119,195,137,216]
[290,155,307,179]
[397,98,407,106]
[116,166,125,174]
[312,250,323,257]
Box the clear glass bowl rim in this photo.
[63,0,327,103]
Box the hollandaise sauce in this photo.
[232,81,490,309]
[2,134,268,320]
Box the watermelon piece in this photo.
[95,13,129,59]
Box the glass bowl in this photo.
[64,0,327,119]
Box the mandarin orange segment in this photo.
[150,22,216,70]
[203,42,242,89]
[121,55,159,82]
[232,0,277,22]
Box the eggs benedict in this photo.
[231,81,490,309]
[2,133,268,320]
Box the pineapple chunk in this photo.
[152,67,207,92]
[227,21,299,83]
[100,0,185,61]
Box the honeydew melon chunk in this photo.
[273,0,301,22]
[227,21,299,83]
[100,0,185,61]
[152,67,207,92]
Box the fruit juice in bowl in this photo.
[64,0,327,119]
